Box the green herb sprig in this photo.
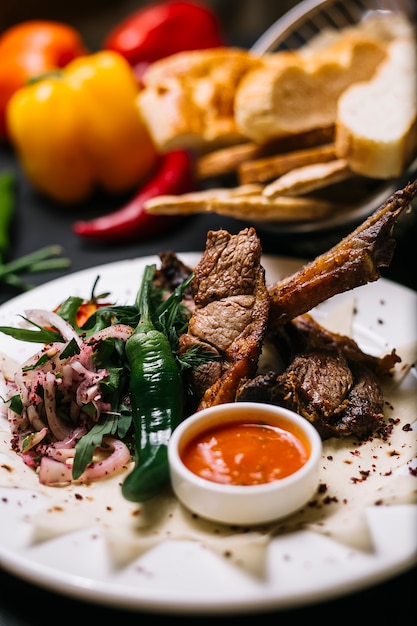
[0,170,71,294]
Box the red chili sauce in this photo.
[181,415,311,486]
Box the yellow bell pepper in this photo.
[6,50,158,203]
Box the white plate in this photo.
[0,253,416,615]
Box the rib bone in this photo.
[268,178,417,330]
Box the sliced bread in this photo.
[234,35,387,144]
[335,35,417,178]
[136,48,261,153]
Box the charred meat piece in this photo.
[154,251,193,291]
[236,351,384,440]
[277,313,401,377]
[179,227,270,411]
[334,362,385,439]
[268,178,417,329]
[236,313,391,440]
[153,250,195,311]
[276,352,383,440]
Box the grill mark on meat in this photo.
[179,227,270,411]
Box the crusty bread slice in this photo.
[238,142,337,184]
[335,35,417,178]
[234,35,387,144]
[196,126,335,180]
[137,48,261,153]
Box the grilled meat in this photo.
[179,226,270,411]
[274,313,401,376]
[169,180,414,438]
[153,250,195,312]
[236,313,390,439]
[267,178,417,329]
[236,351,384,440]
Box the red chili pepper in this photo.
[72,150,194,241]
[103,1,225,68]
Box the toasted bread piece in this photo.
[335,35,417,178]
[137,48,261,153]
[196,142,265,179]
[263,159,352,198]
[235,35,387,144]
[196,126,336,180]
[144,187,336,221]
[239,142,337,184]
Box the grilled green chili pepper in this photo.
[122,263,183,502]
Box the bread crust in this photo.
[137,48,261,153]
[234,36,387,144]
[335,36,417,178]
[238,141,337,184]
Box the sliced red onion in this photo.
[38,437,131,485]
[87,323,133,344]
[43,371,73,440]
[26,404,47,432]
[23,309,83,347]
[38,456,73,484]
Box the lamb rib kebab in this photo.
[267,178,417,330]
[169,179,416,439]
[178,226,270,413]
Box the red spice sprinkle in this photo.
[402,423,412,431]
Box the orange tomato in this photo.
[0,20,87,140]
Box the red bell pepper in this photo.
[72,150,195,241]
[103,0,225,81]
[0,20,87,141]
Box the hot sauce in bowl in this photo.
[181,416,310,486]
[168,402,322,526]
